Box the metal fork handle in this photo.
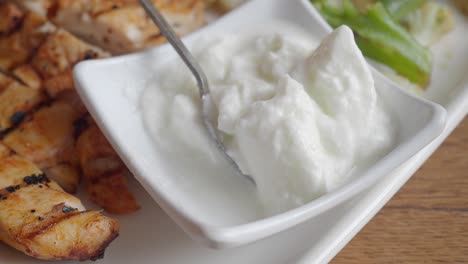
[138,0,209,98]
[138,0,253,183]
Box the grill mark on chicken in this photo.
[0,67,28,86]
[9,0,205,54]
[0,0,207,259]
[0,155,120,260]
[0,72,46,133]
[21,203,80,239]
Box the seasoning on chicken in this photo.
[0,155,119,260]
[0,72,45,132]
[11,0,205,54]
[2,101,81,193]
[0,0,210,260]
[0,2,109,98]
[0,8,54,70]
[77,123,140,214]
[0,1,111,194]
[29,28,109,97]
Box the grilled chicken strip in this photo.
[0,72,45,132]
[11,0,205,54]
[29,27,109,97]
[0,1,142,217]
[77,123,139,214]
[0,5,54,70]
[0,1,110,193]
[12,64,42,90]
[0,1,23,36]
[0,155,119,260]
[0,2,109,98]
[0,143,11,159]
[42,164,80,195]
[2,101,81,193]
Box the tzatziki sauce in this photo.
[142,24,395,215]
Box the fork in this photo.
[138,0,252,183]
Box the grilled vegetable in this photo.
[381,0,426,20]
[312,0,433,87]
[401,2,455,46]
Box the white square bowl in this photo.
[74,0,446,249]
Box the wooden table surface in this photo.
[333,117,468,263]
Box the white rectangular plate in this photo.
[0,1,466,263]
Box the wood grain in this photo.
[333,117,468,264]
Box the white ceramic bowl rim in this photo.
[74,0,447,248]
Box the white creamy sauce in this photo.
[142,23,395,215]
